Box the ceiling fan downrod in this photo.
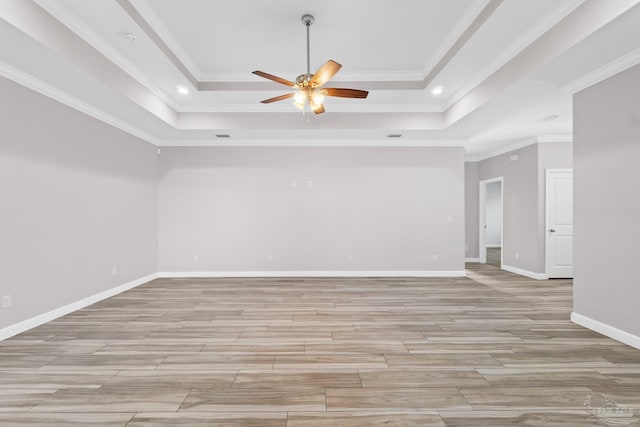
[302,14,314,82]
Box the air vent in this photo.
[541,114,560,122]
[215,134,231,138]
[387,134,402,138]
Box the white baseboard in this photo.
[157,270,467,278]
[502,264,548,280]
[485,244,502,248]
[572,312,640,350]
[0,273,158,341]
[465,258,480,262]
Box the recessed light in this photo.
[387,134,402,138]
[176,85,189,95]
[431,85,444,96]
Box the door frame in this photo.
[479,176,504,265]
[545,168,573,277]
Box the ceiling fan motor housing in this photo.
[296,74,315,88]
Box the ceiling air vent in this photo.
[387,134,402,138]
[215,134,231,138]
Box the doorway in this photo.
[479,177,503,267]
[546,169,573,278]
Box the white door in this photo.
[546,170,573,278]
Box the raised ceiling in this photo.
[1,0,639,158]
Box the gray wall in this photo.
[574,64,640,336]
[478,144,540,272]
[465,142,572,274]
[158,147,465,273]
[0,77,158,330]
[464,162,479,259]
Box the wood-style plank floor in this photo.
[1,263,639,426]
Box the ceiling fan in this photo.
[252,14,368,115]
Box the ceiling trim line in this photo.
[156,138,469,148]
[465,136,538,162]
[34,0,179,111]
[537,134,573,143]
[113,0,503,92]
[197,80,426,92]
[420,0,503,91]
[0,0,179,127]
[0,60,160,146]
[443,0,586,110]
[444,0,640,128]
[175,112,444,131]
[175,104,443,114]
[115,0,199,88]
[121,0,203,79]
[561,47,640,94]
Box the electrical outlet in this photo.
[447,216,453,223]
[267,255,273,262]
[2,295,11,308]
[432,254,438,262]
[515,252,519,260]
[292,180,299,189]
[111,266,118,276]
[194,255,199,262]
[348,254,353,261]
[307,180,313,188]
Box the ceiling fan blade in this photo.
[309,60,342,87]
[260,93,295,104]
[252,71,296,87]
[311,102,325,114]
[325,88,369,98]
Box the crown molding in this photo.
[124,0,203,80]
[537,134,573,143]
[561,47,640,94]
[421,0,504,92]
[115,0,502,94]
[200,70,426,83]
[0,60,160,146]
[115,0,198,86]
[2,0,178,127]
[175,103,444,114]
[417,0,493,82]
[445,0,637,127]
[465,136,538,162]
[465,133,573,161]
[444,0,585,110]
[34,0,179,111]
[156,138,469,148]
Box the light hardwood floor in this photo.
[1,263,639,426]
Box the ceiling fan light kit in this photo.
[252,14,368,116]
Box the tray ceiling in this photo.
[1,0,639,158]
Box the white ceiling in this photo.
[1,0,639,158]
